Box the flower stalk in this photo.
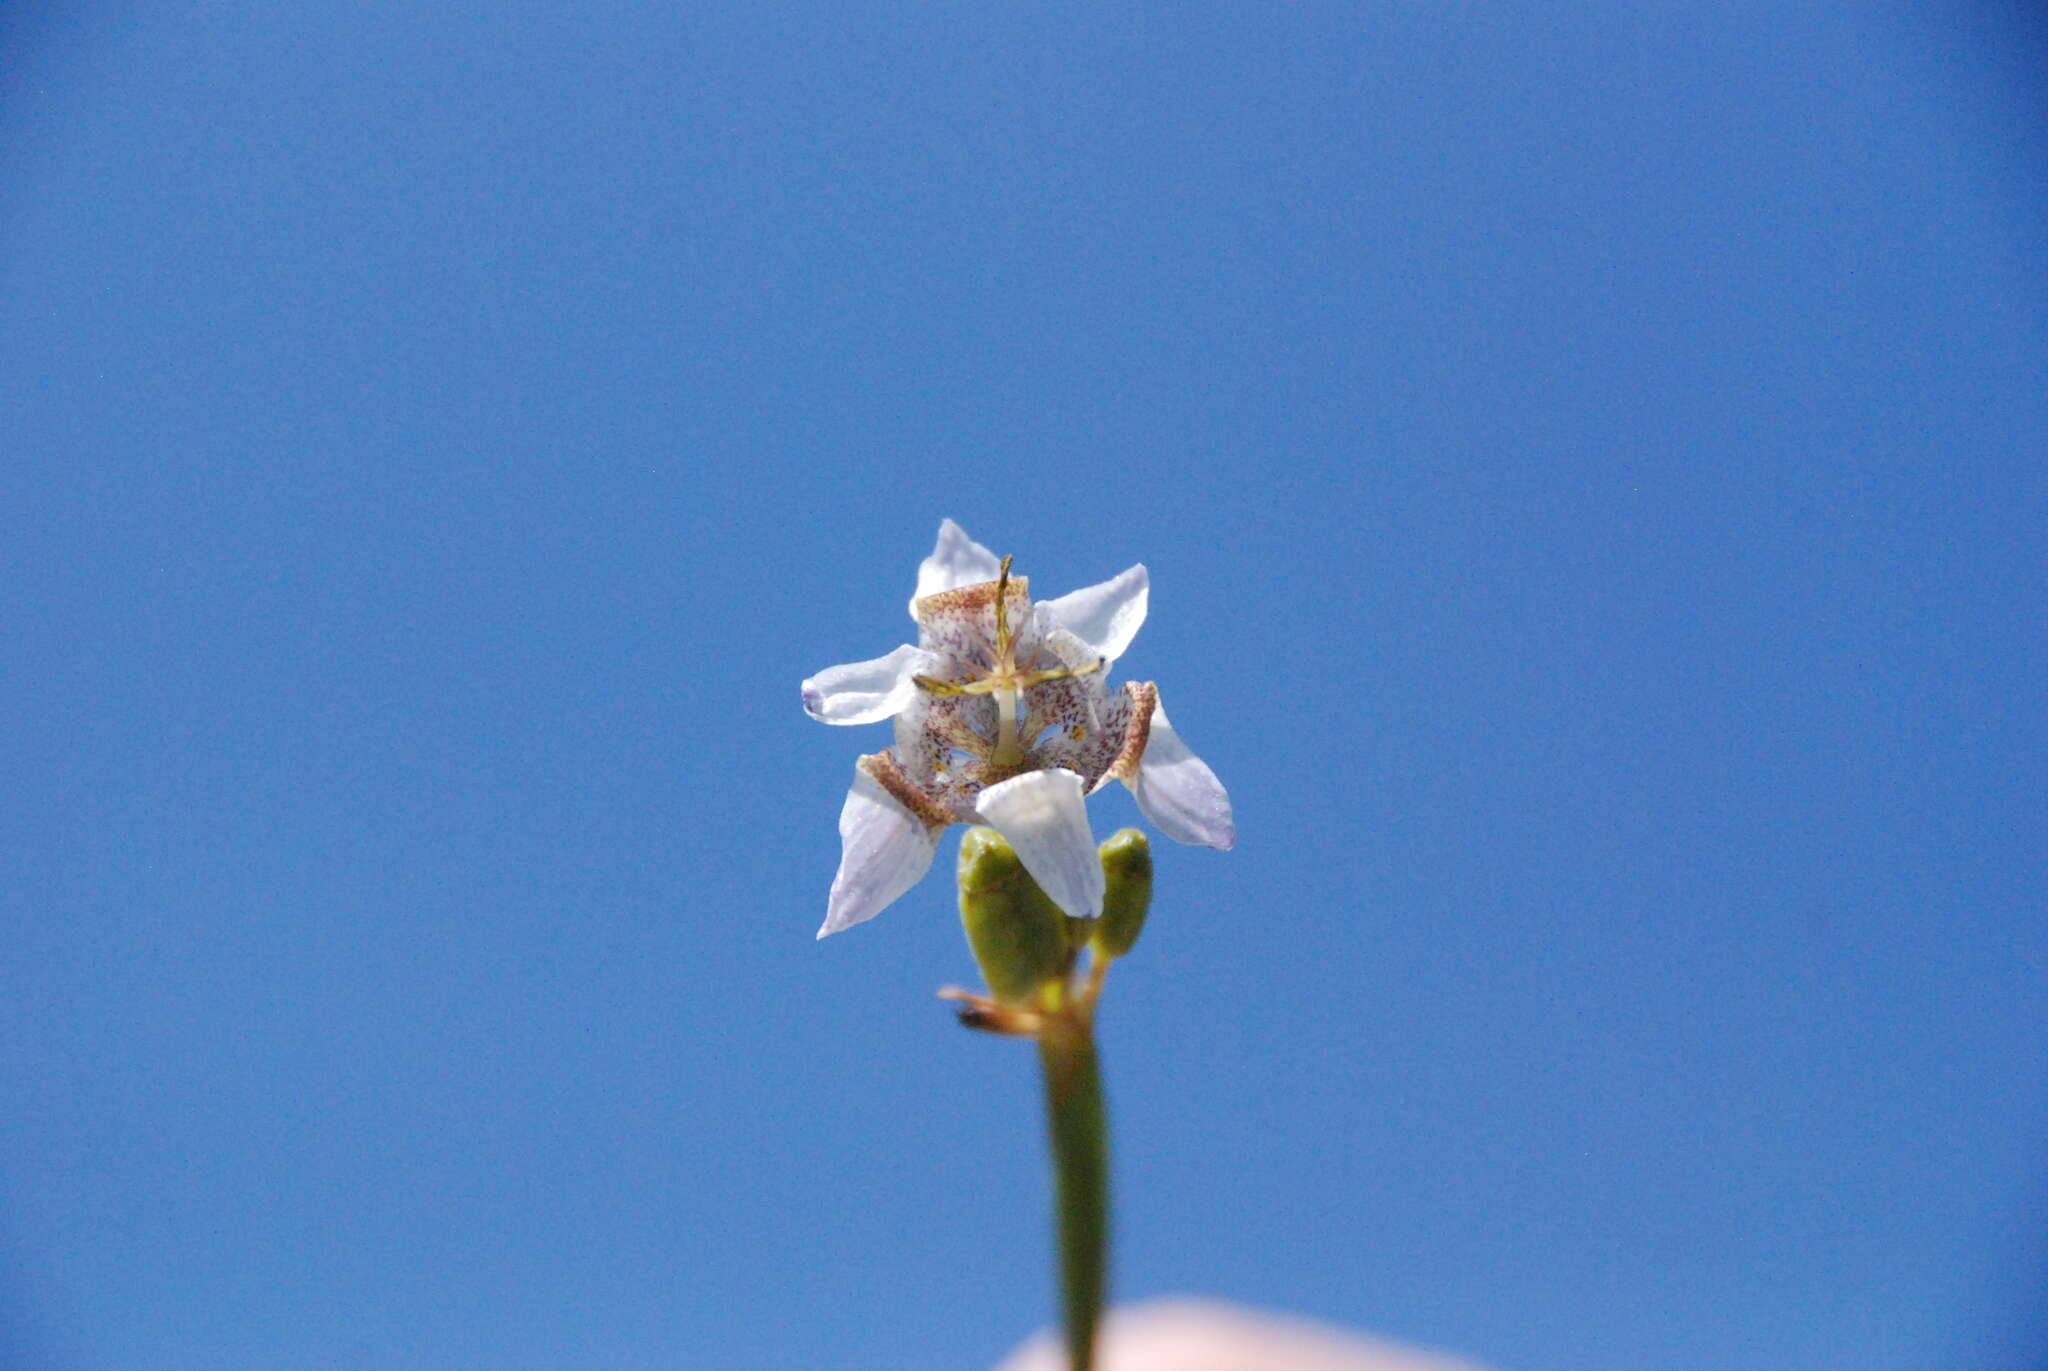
[946,825,1155,1371]
[1038,1009,1109,1371]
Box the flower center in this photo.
[914,554,1104,774]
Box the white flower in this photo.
[802,519,1234,938]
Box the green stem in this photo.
[1037,1021,1109,1371]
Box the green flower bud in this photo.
[1092,828,1153,960]
[957,827,1070,1004]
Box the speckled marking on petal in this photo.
[892,702,948,787]
[1027,676,1116,788]
[857,751,956,830]
[912,577,1034,665]
[925,694,994,751]
[1022,675,1093,742]
[1097,680,1157,790]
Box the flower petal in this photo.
[913,575,1032,664]
[1127,699,1235,850]
[973,769,1105,919]
[910,518,1002,615]
[801,643,929,725]
[1036,564,1148,665]
[819,762,942,938]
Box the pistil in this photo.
[992,681,1024,768]
[989,556,1026,766]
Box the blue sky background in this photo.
[3,5,2044,1370]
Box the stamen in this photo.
[1012,657,1107,691]
[917,675,1000,697]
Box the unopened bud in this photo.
[1092,828,1153,960]
[957,827,1069,1004]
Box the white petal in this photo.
[974,769,1105,919]
[1036,564,1148,665]
[1128,702,1235,849]
[801,644,928,725]
[820,766,941,937]
[910,518,1002,615]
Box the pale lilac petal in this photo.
[974,769,1104,919]
[910,518,1002,614]
[801,644,929,725]
[1128,701,1235,849]
[1035,564,1148,665]
[820,765,941,938]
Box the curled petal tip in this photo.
[801,644,928,726]
[1128,699,1235,849]
[820,760,942,935]
[1036,563,1149,665]
[912,519,1002,611]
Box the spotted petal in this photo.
[973,768,1105,920]
[801,644,929,725]
[1036,564,1148,666]
[1127,700,1235,850]
[819,761,942,938]
[910,518,1002,615]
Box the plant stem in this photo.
[1037,1019,1109,1371]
